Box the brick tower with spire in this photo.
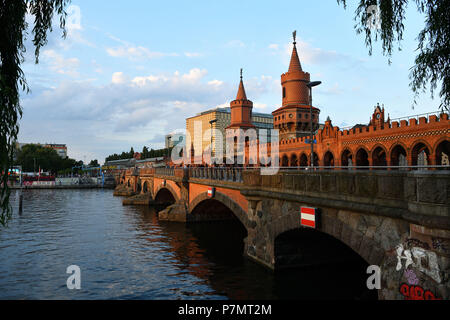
[272,31,320,141]
[227,68,255,130]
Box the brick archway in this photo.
[188,191,250,230]
[411,140,433,166]
[341,148,354,167]
[355,147,370,167]
[371,144,388,167]
[433,138,450,166]
[299,153,308,167]
[290,153,298,167]
[323,150,335,167]
[154,184,180,203]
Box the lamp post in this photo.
[209,119,217,164]
[306,81,321,169]
[167,136,171,166]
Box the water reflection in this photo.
[0,189,375,300]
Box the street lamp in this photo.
[307,81,321,169]
[209,119,217,163]
[167,136,171,161]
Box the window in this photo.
[283,87,286,98]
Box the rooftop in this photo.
[192,107,273,119]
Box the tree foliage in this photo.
[88,159,99,167]
[105,146,171,162]
[0,0,70,226]
[14,144,80,174]
[337,0,449,111]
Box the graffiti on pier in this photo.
[431,237,449,254]
[405,238,430,250]
[404,269,419,285]
[396,244,441,283]
[399,283,441,300]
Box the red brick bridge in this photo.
[114,167,449,300]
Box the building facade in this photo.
[185,104,273,158]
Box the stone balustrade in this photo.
[189,167,244,183]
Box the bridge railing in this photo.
[242,168,450,216]
[154,167,175,176]
[189,167,244,183]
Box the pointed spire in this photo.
[236,68,247,100]
[288,30,302,72]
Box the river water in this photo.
[0,189,375,300]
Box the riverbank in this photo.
[10,184,115,190]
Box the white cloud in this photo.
[112,72,127,84]
[106,46,178,60]
[184,52,203,58]
[254,102,268,110]
[225,40,245,48]
[208,80,224,87]
[269,39,351,66]
[41,50,80,77]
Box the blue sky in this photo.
[18,0,438,164]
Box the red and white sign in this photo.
[207,187,215,198]
[301,207,317,228]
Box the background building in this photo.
[44,144,68,158]
[185,107,273,158]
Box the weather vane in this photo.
[240,68,243,80]
[293,30,297,44]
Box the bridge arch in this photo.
[154,184,180,204]
[188,191,250,229]
[270,211,386,269]
[271,212,381,300]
